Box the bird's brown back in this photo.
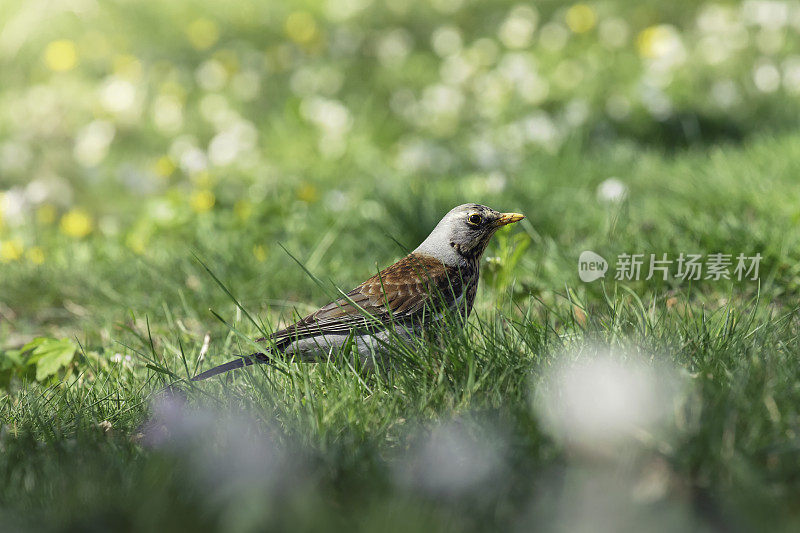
[267,253,478,345]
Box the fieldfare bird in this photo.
[192,204,524,380]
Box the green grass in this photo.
[5,0,800,529]
[3,133,800,531]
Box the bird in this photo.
[192,204,524,381]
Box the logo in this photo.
[579,251,608,282]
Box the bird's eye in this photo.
[468,214,482,225]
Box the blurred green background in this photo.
[3,0,800,318]
[3,0,800,336]
[4,0,800,531]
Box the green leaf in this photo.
[0,349,24,371]
[23,338,77,381]
[20,337,48,354]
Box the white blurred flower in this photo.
[597,177,627,203]
[142,394,294,513]
[147,199,177,224]
[431,25,462,57]
[195,59,228,91]
[782,56,800,94]
[300,97,352,136]
[324,189,349,211]
[169,135,198,161]
[711,79,742,108]
[469,136,500,168]
[498,123,526,154]
[74,120,115,167]
[697,8,749,61]
[0,141,31,173]
[639,85,673,120]
[231,71,261,101]
[394,138,453,173]
[756,27,785,54]
[486,171,507,192]
[180,147,208,176]
[519,77,548,103]
[553,59,584,90]
[742,0,788,29]
[329,26,364,55]
[25,179,50,204]
[100,77,137,114]
[498,53,548,103]
[199,93,231,125]
[396,420,507,497]
[325,0,372,22]
[376,29,413,68]
[467,38,499,67]
[152,94,184,134]
[208,120,258,166]
[360,199,384,220]
[25,174,72,206]
[498,5,538,49]
[534,348,680,451]
[440,53,474,85]
[564,98,590,128]
[420,83,464,117]
[430,0,462,14]
[792,4,800,31]
[290,66,344,96]
[522,112,560,151]
[640,25,686,69]
[472,72,510,118]
[498,52,536,82]
[598,17,629,48]
[753,60,781,92]
[697,4,737,33]
[301,98,352,158]
[698,35,731,65]
[605,94,631,120]
[389,88,416,120]
[462,171,508,196]
[0,187,27,226]
[16,85,58,136]
[538,22,568,51]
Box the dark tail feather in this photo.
[191,352,271,381]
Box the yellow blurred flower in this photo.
[153,156,175,178]
[0,239,23,262]
[27,246,45,265]
[192,170,214,188]
[637,25,673,59]
[113,54,143,80]
[566,4,597,34]
[81,31,111,61]
[44,40,78,72]
[285,12,318,44]
[297,184,318,203]
[60,208,93,238]
[186,18,220,50]
[126,232,148,254]
[214,49,240,74]
[234,199,252,221]
[37,204,57,225]
[191,189,216,213]
[253,244,267,262]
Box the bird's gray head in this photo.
[413,204,525,263]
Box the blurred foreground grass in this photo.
[3,0,800,531]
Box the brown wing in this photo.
[267,253,470,344]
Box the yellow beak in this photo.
[495,212,525,226]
